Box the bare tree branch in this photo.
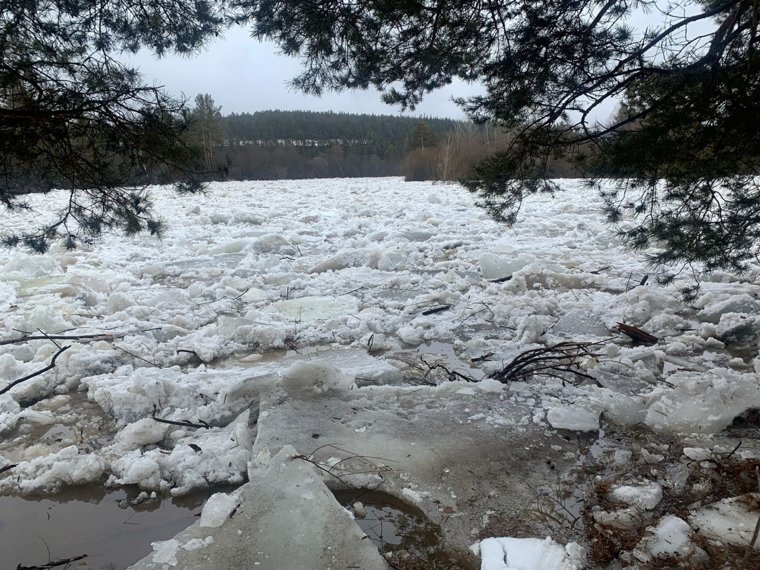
[0,345,70,396]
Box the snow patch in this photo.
[473,536,585,570]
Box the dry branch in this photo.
[420,305,451,316]
[0,346,70,396]
[617,322,658,345]
[293,443,392,492]
[490,342,601,385]
[151,415,210,429]
[418,356,479,384]
[176,349,208,363]
[0,333,113,346]
[16,554,87,569]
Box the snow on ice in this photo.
[473,536,585,570]
[1,178,759,567]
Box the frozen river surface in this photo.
[1,178,759,568]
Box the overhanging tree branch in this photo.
[233,0,760,271]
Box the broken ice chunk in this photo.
[690,494,760,548]
[116,418,167,449]
[200,491,241,528]
[637,515,694,559]
[280,360,355,395]
[546,406,600,432]
[473,536,585,570]
[609,480,663,511]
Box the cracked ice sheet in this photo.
[251,380,581,550]
[128,446,388,570]
[0,177,759,499]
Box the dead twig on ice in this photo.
[151,415,210,430]
[490,342,602,386]
[16,553,88,569]
[420,305,451,316]
[114,345,159,367]
[0,333,114,346]
[176,349,209,364]
[616,322,658,345]
[739,466,760,570]
[0,345,70,396]
[293,443,394,494]
[418,356,479,384]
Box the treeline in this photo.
[205,109,466,180]
[223,110,459,155]
[191,97,585,182]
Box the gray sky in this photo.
[127,8,704,124]
[127,26,480,120]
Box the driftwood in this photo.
[151,415,210,429]
[416,356,479,383]
[617,322,658,345]
[490,342,601,385]
[0,333,113,346]
[420,305,451,316]
[0,345,70,396]
[176,349,209,364]
[16,554,87,569]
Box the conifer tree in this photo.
[238,0,760,271]
[8,0,759,269]
[189,94,224,171]
[0,0,227,251]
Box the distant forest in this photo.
[209,109,466,180]
[187,98,584,183]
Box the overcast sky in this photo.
[126,26,481,120]
[127,7,708,124]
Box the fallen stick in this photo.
[16,554,87,569]
[490,341,602,385]
[151,415,210,429]
[0,346,70,396]
[617,322,658,345]
[420,305,451,316]
[0,333,113,346]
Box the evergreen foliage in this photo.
[222,110,458,158]
[0,0,226,251]
[215,110,465,180]
[405,121,438,151]
[189,94,224,171]
[8,0,758,267]
[240,0,760,270]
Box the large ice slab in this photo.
[251,382,581,552]
[128,446,388,570]
[690,494,760,548]
[268,295,360,323]
[547,405,600,432]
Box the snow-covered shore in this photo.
[1,178,759,568]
